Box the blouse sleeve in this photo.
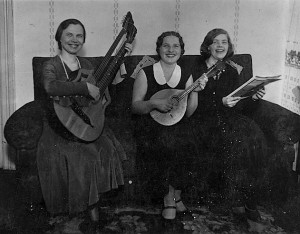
[42,59,90,97]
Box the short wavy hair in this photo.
[200,28,234,60]
[156,31,185,59]
[55,19,86,50]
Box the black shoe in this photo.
[176,209,194,221]
[175,198,193,221]
[79,218,110,234]
[245,205,261,222]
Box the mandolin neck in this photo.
[176,73,207,101]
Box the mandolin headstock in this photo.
[206,60,226,78]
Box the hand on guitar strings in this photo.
[222,96,241,108]
[87,82,100,101]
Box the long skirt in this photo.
[37,120,126,215]
[191,113,269,206]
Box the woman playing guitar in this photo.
[37,18,133,233]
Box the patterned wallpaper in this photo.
[233,0,240,53]
[282,0,300,115]
[46,0,242,56]
[21,0,290,112]
[49,0,55,57]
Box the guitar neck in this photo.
[97,43,128,94]
[93,28,127,84]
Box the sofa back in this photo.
[32,54,253,103]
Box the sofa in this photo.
[4,54,300,207]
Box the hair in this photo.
[156,31,185,59]
[200,28,234,60]
[55,19,86,50]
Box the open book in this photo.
[226,75,281,98]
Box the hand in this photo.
[252,88,265,101]
[87,82,100,100]
[124,43,133,56]
[154,98,175,113]
[194,76,208,92]
[222,96,241,108]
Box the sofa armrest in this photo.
[245,100,300,145]
[4,101,44,151]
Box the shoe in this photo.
[245,205,261,222]
[79,218,109,234]
[175,198,187,212]
[162,196,176,220]
[232,206,245,215]
[175,199,193,221]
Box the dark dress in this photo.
[133,63,197,202]
[190,56,268,207]
[37,55,126,215]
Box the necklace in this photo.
[59,55,81,80]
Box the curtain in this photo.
[282,0,300,115]
[0,0,16,170]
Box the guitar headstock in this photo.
[122,12,134,29]
[206,60,226,78]
[122,11,137,44]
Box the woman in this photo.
[132,31,203,220]
[191,28,267,221]
[37,19,132,233]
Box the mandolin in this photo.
[150,60,226,126]
[52,12,137,142]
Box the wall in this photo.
[13,0,289,109]
[282,0,300,115]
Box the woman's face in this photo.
[208,33,229,60]
[159,35,181,65]
[60,24,84,55]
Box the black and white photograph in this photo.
[1,0,300,233]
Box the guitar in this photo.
[53,12,137,142]
[150,60,226,126]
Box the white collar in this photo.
[153,62,181,88]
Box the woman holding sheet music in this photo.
[190,28,267,222]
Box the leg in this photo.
[89,206,99,222]
[80,204,108,234]
[162,185,176,219]
[174,190,187,212]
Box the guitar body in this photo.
[53,69,111,142]
[150,89,187,126]
[51,11,136,142]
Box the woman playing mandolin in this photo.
[132,31,204,221]
[37,18,133,233]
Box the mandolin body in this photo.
[150,89,187,126]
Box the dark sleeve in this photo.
[215,65,240,109]
[237,95,261,114]
[42,59,90,97]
